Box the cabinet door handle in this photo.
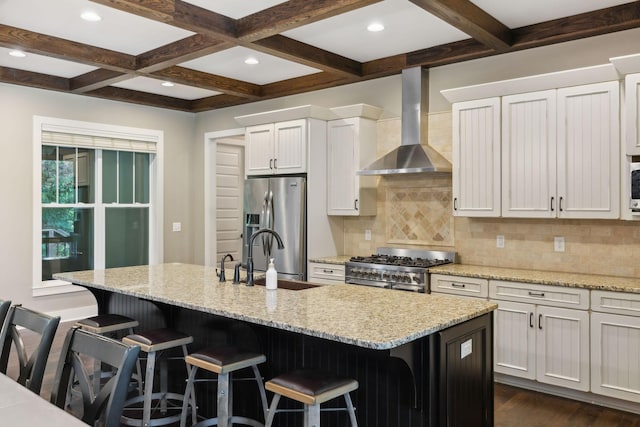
[269,159,273,170]
[550,196,555,212]
[559,196,563,212]
[451,283,466,288]
[322,269,334,274]
[538,314,543,330]
[529,312,534,328]
[354,199,359,210]
[453,197,458,211]
[528,291,545,298]
[274,158,278,169]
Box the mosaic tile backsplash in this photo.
[343,110,640,278]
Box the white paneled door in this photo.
[216,143,244,263]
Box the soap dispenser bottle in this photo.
[266,258,278,290]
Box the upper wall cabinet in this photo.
[452,81,620,219]
[327,115,378,216]
[245,119,307,176]
[452,98,501,217]
[626,73,640,155]
[503,83,620,219]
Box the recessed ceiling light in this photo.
[367,22,385,32]
[161,81,175,87]
[9,50,26,58]
[244,57,259,65]
[81,11,102,22]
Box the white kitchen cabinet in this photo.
[501,90,557,218]
[501,82,620,219]
[429,274,488,299]
[452,98,501,217]
[308,261,345,285]
[591,290,640,402]
[491,281,590,391]
[327,117,377,216]
[245,119,307,176]
[556,82,620,219]
[625,73,640,155]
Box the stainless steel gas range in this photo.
[345,247,456,292]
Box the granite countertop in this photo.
[55,263,496,350]
[429,264,640,294]
[308,255,353,265]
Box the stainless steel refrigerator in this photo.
[242,176,306,280]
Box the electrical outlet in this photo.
[496,235,505,248]
[172,222,181,232]
[364,229,372,241]
[554,236,565,252]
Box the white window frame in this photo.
[33,116,164,296]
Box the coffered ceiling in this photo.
[0,0,638,112]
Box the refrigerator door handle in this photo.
[261,191,268,256]
[266,190,275,254]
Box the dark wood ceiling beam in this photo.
[406,38,494,68]
[261,72,352,98]
[136,35,231,73]
[190,94,253,113]
[510,1,640,50]
[408,0,511,50]
[237,0,382,41]
[151,67,262,99]
[252,35,362,77]
[362,54,407,78]
[0,66,69,91]
[0,24,136,71]
[70,69,129,93]
[87,85,193,111]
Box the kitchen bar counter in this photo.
[55,263,495,350]
[429,264,640,293]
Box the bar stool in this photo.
[121,328,196,427]
[179,346,268,427]
[264,370,358,427]
[75,314,143,394]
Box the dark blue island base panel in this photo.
[90,289,493,427]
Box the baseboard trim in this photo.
[495,373,640,415]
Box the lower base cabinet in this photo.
[493,300,589,391]
[308,262,345,285]
[591,290,640,403]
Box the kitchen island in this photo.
[56,263,497,427]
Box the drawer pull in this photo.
[451,283,466,288]
[528,291,545,298]
[322,269,334,274]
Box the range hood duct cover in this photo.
[357,67,452,175]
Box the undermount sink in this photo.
[252,277,321,291]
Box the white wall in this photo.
[0,83,196,318]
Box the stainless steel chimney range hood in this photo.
[357,67,452,175]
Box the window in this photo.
[33,117,163,295]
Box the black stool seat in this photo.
[180,346,268,427]
[267,370,358,405]
[76,314,138,334]
[265,370,358,427]
[186,346,266,374]
[124,328,193,352]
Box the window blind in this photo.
[41,131,156,153]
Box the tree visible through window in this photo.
[41,145,150,281]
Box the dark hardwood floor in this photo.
[6,321,640,426]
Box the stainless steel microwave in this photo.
[631,162,640,212]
